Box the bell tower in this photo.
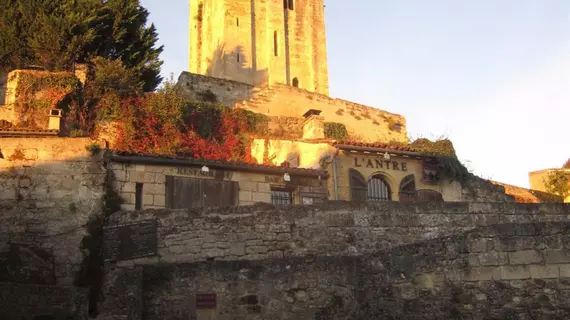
[189,0,329,95]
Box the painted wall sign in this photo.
[353,158,408,172]
[176,167,232,180]
[196,293,217,309]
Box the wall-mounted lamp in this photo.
[201,166,210,173]
[383,152,391,160]
[284,173,291,182]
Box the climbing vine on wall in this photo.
[113,95,269,162]
[324,122,348,140]
[13,71,80,129]
[411,138,472,182]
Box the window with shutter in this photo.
[399,174,416,202]
[165,176,239,209]
[349,169,367,201]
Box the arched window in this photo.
[367,174,391,201]
[349,169,367,201]
[399,174,416,202]
[288,0,294,10]
[415,189,444,202]
[292,77,299,87]
[274,31,279,56]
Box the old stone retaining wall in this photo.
[100,220,570,319]
[109,202,570,266]
[0,137,105,285]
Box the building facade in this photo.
[529,168,570,203]
[189,0,329,94]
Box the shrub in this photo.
[324,122,348,140]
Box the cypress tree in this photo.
[0,0,163,91]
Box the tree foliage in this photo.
[544,170,570,199]
[0,0,163,91]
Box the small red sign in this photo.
[196,293,217,309]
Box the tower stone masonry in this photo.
[189,0,330,95]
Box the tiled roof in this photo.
[0,129,59,137]
[332,141,418,152]
[111,152,329,178]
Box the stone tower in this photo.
[189,0,329,95]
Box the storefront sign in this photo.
[353,158,408,172]
[176,167,232,180]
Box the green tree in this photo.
[544,170,570,200]
[0,0,163,91]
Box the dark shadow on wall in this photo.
[205,45,268,87]
[0,140,108,319]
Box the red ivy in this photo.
[113,97,255,163]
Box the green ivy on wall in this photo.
[324,122,348,140]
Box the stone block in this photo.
[239,191,252,202]
[508,250,543,265]
[479,252,508,266]
[499,265,530,280]
[143,194,154,206]
[443,202,469,214]
[132,171,145,183]
[155,173,166,184]
[529,265,559,279]
[144,172,155,183]
[463,267,500,282]
[121,182,136,193]
[257,183,271,193]
[120,204,135,211]
[545,249,570,264]
[153,195,166,207]
[252,192,270,202]
[229,242,245,256]
[120,192,135,204]
[469,238,493,253]
[558,264,570,277]
[240,181,259,192]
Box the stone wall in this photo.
[0,137,105,285]
[109,202,570,266]
[0,282,89,319]
[177,72,255,107]
[234,83,408,143]
[109,159,327,210]
[94,202,570,319]
[354,222,570,319]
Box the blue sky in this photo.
[140,0,569,188]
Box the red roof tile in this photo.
[332,141,418,152]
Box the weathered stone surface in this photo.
[0,282,89,319]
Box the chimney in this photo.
[48,109,62,131]
[302,109,324,140]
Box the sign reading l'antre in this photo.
[353,157,408,171]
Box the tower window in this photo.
[237,53,240,62]
[292,77,299,88]
[284,0,294,10]
[236,18,240,26]
[274,31,279,56]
